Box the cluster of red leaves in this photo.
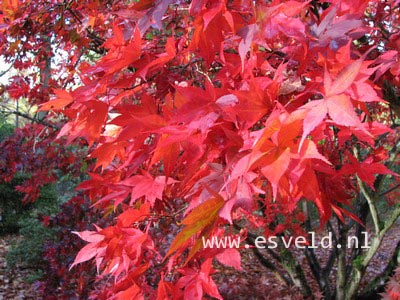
[0,124,86,202]
[381,266,400,300]
[0,0,118,105]
[35,196,111,300]
[1,0,400,299]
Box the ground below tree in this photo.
[0,222,399,300]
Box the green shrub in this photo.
[0,116,14,141]
[6,184,60,269]
[6,217,56,269]
[0,173,31,234]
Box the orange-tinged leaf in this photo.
[151,139,180,177]
[118,203,151,227]
[182,193,224,226]
[91,141,127,170]
[186,222,214,263]
[39,89,74,111]
[165,194,225,258]
[2,0,19,19]
[253,109,282,152]
[278,118,303,148]
[261,147,291,199]
[300,139,331,165]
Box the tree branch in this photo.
[233,223,293,286]
[357,176,380,234]
[379,182,400,197]
[359,240,400,299]
[353,147,381,234]
[0,63,13,78]
[1,110,59,129]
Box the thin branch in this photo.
[353,147,381,234]
[357,176,380,234]
[374,139,400,193]
[337,218,348,300]
[247,231,282,262]
[359,240,400,298]
[170,58,204,70]
[327,220,339,245]
[1,110,59,129]
[0,63,13,78]
[380,202,400,238]
[349,195,369,275]
[247,237,293,287]
[379,182,400,197]
[346,200,400,297]
[324,222,339,278]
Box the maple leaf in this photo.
[90,141,127,170]
[165,192,225,259]
[86,24,141,76]
[215,248,242,270]
[150,137,180,177]
[57,100,109,146]
[69,241,101,270]
[300,54,370,148]
[176,259,222,300]
[138,36,176,78]
[157,273,174,300]
[340,155,397,190]
[117,202,151,227]
[261,147,292,200]
[312,5,366,48]
[136,0,175,35]
[337,122,392,146]
[331,203,363,224]
[2,0,20,21]
[115,284,143,300]
[119,173,177,207]
[39,89,74,111]
[5,0,400,298]
[71,224,155,280]
[237,24,257,70]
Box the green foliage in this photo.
[0,113,14,141]
[352,255,364,270]
[6,216,56,269]
[6,184,59,269]
[0,174,29,235]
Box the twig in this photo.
[1,110,59,129]
[379,183,400,197]
[0,63,13,78]
[353,147,381,234]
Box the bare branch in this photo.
[353,147,381,234]
[1,109,59,129]
[379,183,400,197]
